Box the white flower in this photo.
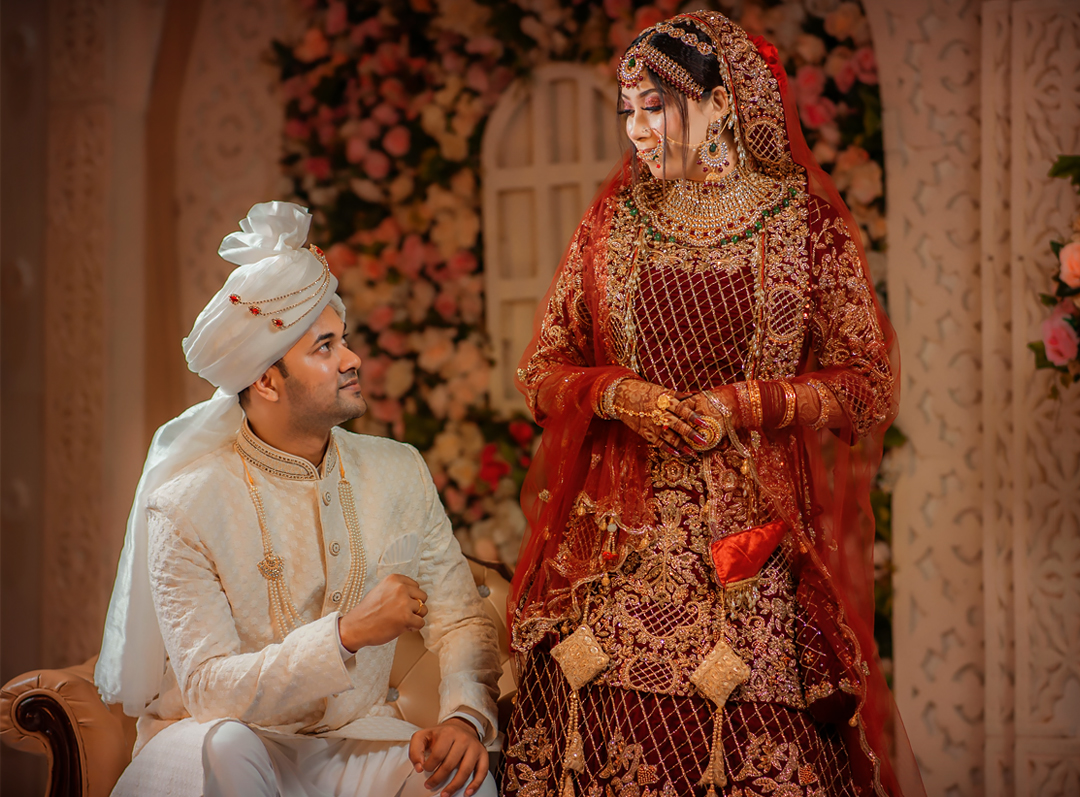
[384,359,415,399]
[432,0,491,38]
[348,178,384,203]
[389,173,415,203]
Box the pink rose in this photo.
[1059,241,1080,288]
[834,144,870,173]
[824,2,864,40]
[360,355,390,395]
[325,243,357,276]
[799,96,837,129]
[317,123,336,147]
[346,135,369,164]
[304,156,332,181]
[374,42,402,75]
[1042,305,1079,366]
[465,64,489,94]
[377,330,409,357]
[465,36,501,56]
[380,78,408,109]
[603,0,632,20]
[285,118,310,140]
[363,150,391,180]
[357,119,381,140]
[325,1,348,36]
[443,487,467,515]
[367,305,395,332]
[372,103,399,126]
[374,216,402,244]
[434,292,458,320]
[371,398,404,425]
[795,33,827,64]
[634,7,666,33]
[358,254,386,281]
[607,21,635,52]
[294,28,329,63]
[398,235,425,279]
[852,47,878,85]
[446,250,478,278]
[382,126,411,158]
[795,64,826,104]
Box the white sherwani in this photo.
[112,423,501,796]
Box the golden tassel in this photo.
[560,773,576,797]
[562,691,585,772]
[698,706,728,791]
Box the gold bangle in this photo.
[746,380,764,428]
[779,381,797,428]
[599,376,633,420]
[807,378,832,431]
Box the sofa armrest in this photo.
[1,657,134,797]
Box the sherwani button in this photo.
[332,591,342,603]
[323,491,332,505]
[329,541,341,556]
[386,687,399,702]
[477,584,491,598]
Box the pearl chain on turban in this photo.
[96,202,345,713]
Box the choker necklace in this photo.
[241,437,368,639]
[629,168,797,248]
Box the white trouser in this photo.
[203,721,498,797]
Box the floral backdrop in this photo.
[274,0,898,671]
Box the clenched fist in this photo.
[338,573,427,652]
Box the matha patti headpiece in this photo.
[227,244,332,331]
[618,18,717,101]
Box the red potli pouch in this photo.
[710,519,788,609]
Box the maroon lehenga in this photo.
[503,12,924,797]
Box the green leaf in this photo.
[1051,240,1064,258]
[883,424,907,449]
[1048,154,1080,192]
[1028,340,1070,373]
[1040,293,1059,307]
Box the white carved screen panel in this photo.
[482,64,623,415]
[1005,3,1080,794]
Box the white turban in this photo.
[96,202,345,713]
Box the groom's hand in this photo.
[408,717,488,797]
[338,574,427,651]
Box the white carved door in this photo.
[481,63,623,416]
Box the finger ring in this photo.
[656,394,675,411]
[689,416,724,451]
[416,598,425,613]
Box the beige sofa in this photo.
[1,559,515,797]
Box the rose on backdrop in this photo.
[1042,304,1080,366]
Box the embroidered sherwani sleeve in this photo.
[147,499,354,726]
[806,199,893,439]
[408,446,501,743]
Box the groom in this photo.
[97,202,500,797]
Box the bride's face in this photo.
[619,77,729,181]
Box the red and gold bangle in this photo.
[779,381,797,428]
[747,380,764,428]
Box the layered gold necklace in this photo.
[240,437,369,639]
[628,167,796,248]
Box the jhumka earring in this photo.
[697,116,730,180]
